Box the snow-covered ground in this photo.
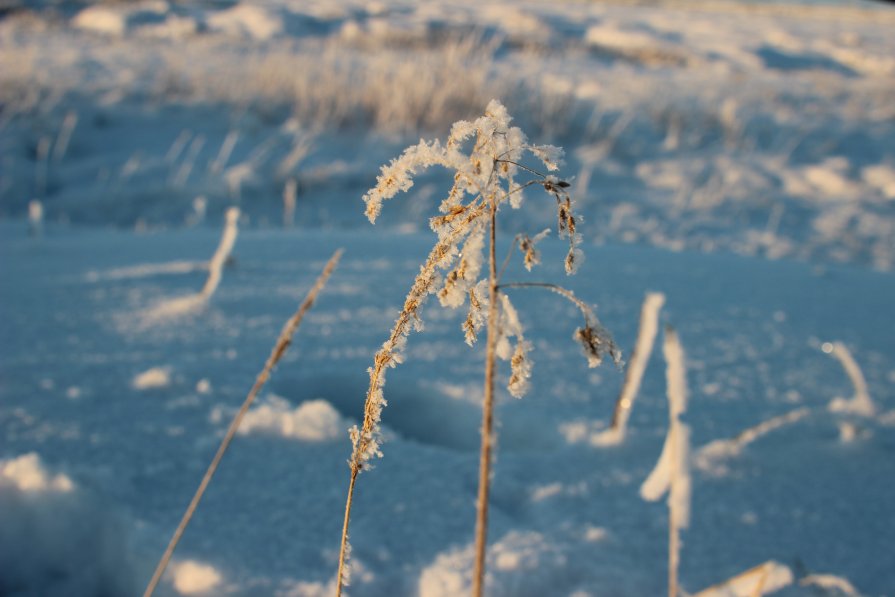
[1,1,894,596]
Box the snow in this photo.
[169,560,223,595]
[1,0,894,595]
[237,396,347,442]
[133,366,173,390]
[1,452,74,493]
[0,453,138,596]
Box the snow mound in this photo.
[1,452,74,493]
[238,396,346,442]
[0,453,137,597]
[206,5,284,41]
[132,366,172,390]
[72,2,177,38]
[169,560,223,595]
[418,531,565,597]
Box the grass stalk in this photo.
[335,204,485,596]
[143,249,343,597]
[472,199,499,597]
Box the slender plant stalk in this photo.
[335,203,486,597]
[143,249,343,597]
[610,292,665,437]
[472,199,499,597]
[335,470,357,597]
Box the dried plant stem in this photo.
[335,204,486,597]
[335,470,357,597]
[472,200,499,597]
[143,249,343,597]
[498,282,594,322]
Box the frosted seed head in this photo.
[565,247,584,275]
[530,144,565,171]
[575,326,607,368]
[508,340,533,398]
[485,99,512,126]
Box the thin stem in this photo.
[496,236,519,283]
[143,249,343,597]
[498,282,595,326]
[473,198,499,597]
[495,158,547,179]
[335,202,488,597]
[335,470,358,597]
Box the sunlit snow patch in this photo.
[418,531,564,597]
[1,452,74,493]
[0,453,137,596]
[168,560,223,595]
[132,366,173,390]
[237,395,347,442]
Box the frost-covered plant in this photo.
[335,100,619,597]
[641,325,691,597]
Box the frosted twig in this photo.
[641,325,690,597]
[824,342,875,417]
[695,408,810,474]
[608,292,665,442]
[498,282,621,368]
[142,249,342,597]
[336,203,486,596]
[693,561,793,597]
[200,207,240,299]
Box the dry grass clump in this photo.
[335,100,619,596]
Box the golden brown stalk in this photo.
[143,249,343,597]
[472,199,499,597]
[335,204,486,597]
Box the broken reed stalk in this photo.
[143,249,343,597]
[663,326,689,597]
[640,325,690,597]
[610,292,665,439]
[200,206,241,300]
[472,200,499,597]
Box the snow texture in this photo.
[2,0,895,595]
[0,454,137,597]
[237,396,346,442]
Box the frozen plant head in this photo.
[347,98,619,469]
[338,100,619,597]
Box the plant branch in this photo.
[498,282,595,325]
[336,202,487,596]
[473,196,500,597]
